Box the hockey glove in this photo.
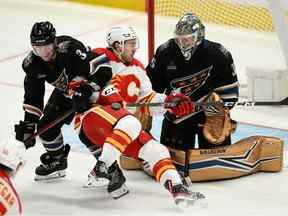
[202,92,237,145]
[0,137,26,173]
[72,83,94,113]
[14,121,36,149]
[164,93,195,118]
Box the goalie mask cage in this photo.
[146,0,288,100]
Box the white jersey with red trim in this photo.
[91,48,165,107]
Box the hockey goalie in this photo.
[120,92,284,182]
[119,12,284,182]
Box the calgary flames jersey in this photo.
[0,170,21,216]
[91,48,162,105]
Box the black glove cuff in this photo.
[15,121,36,142]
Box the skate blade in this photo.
[110,184,129,199]
[175,196,207,209]
[83,177,109,188]
[34,170,66,181]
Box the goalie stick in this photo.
[183,146,192,187]
[127,96,288,108]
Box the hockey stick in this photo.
[183,147,192,187]
[24,108,75,143]
[126,96,288,108]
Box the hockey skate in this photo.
[83,164,109,188]
[34,144,70,181]
[165,180,206,209]
[95,160,129,199]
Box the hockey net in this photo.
[146,0,288,100]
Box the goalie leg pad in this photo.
[119,155,142,170]
[168,135,284,182]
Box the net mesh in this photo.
[154,0,274,31]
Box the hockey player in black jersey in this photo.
[146,13,239,150]
[14,21,112,181]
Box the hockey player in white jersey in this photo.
[70,25,205,207]
[85,25,195,186]
[72,82,205,207]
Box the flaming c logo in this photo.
[111,74,140,103]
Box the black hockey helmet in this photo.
[174,12,205,60]
[30,21,56,46]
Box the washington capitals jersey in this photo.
[146,39,239,105]
[22,36,96,121]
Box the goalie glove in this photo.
[202,93,237,145]
[134,107,153,132]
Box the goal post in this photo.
[146,0,155,63]
[146,0,288,65]
[146,0,288,101]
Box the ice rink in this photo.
[0,0,288,215]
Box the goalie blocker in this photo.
[120,136,283,181]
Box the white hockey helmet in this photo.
[0,137,26,173]
[106,25,139,49]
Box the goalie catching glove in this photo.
[202,92,237,145]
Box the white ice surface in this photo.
[0,0,287,215]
